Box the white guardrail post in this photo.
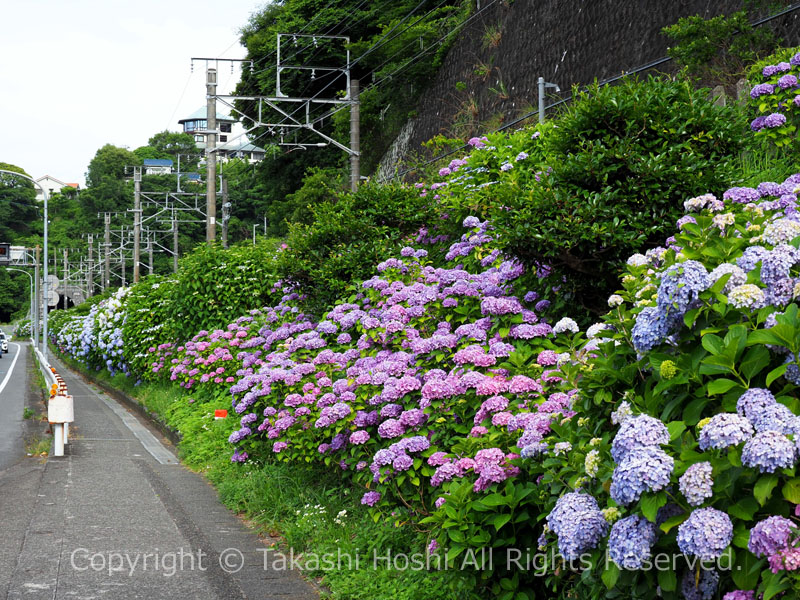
[34,348,73,456]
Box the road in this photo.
[0,348,319,599]
[0,341,27,471]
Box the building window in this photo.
[194,134,204,143]
[220,135,228,142]
[220,123,232,133]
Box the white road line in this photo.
[0,343,22,396]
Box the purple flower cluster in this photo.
[546,492,608,560]
[610,446,674,505]
[748,515,796,558]
[677,508,733,560]
[679,461,713,506]
[607,515,658,569]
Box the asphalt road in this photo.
[0,340,26,471]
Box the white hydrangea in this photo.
[553,317,579,335]
[762,218,800,246]
[627,254,648,267]
[608,294,624,307]
[727,284,765,310]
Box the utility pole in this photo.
[63,249,68,303]
[350,79,360,192]
[133,166,142,283]
[221,178,230,248]
[206,67,217,244]
[104,213,111,290]
[33,245,40,346]
[147,233,153,275]
[87,234,94,296]
[172,209,179,273]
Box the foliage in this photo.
[662,10,780,88]
[275,180,438,314]
[745,47,800,153]
[0,162,39,242]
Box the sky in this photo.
[0,0,268,187]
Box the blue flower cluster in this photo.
[607,515,658,569]
[677,508,733,560]
[610,446,674,506]
[546,492,608,560]
[681,568,719,600]
[698,413,754,450]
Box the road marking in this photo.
[0,343,22,396]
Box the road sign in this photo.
[47,290,60,307]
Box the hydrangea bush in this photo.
[748,47,800,150]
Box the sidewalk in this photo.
[0,353,319,600]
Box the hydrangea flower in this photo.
[553,317,579,335]
[607,515,658,569]
[698,413,754,450]
[679,462,713,506]
[741,430,796,473]
[727,284,765,310]
[611,414,670,463]
[361,491,381,506]
[610,447,674,505]
[677,508,733,560]
[749,402,796,433]
[681,569,719,600]
[737,388,776,421]
[748,515,796,558]
[546,492,608,560]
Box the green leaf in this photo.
[754,474,779,506]
[707,378,739,396]
[701,333,724,356]
[601,561,620,589]
[660,512,689,534]
[727,497,760,521]
[666,421,686,441]
[739,346,771,381]
[657,567,677,592]
[481,493,509,507]
[490,513,512,531]
[731,550,763,590]
[782,477,800,503]
[640,492,667,523]
[766,364,788,387]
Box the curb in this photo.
[51,348,183,448]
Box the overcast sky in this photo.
[0,0,266,187]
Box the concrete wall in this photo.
[379,0,800,175]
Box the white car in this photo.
[0,333,8,354]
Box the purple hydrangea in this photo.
[677,508,733,560]
[722,592,755,600]
[748,515,796,557]
[607,515,658,569]
[681,569,719,600]
[750,402,796,434]
[656,260,710,311]
[546,492,608,560]
[764,113,787,129]
[610,447,674,506]
[698,413,754,450]
[611,415,671,463]
[679,462,714,506]
[736,388,776,421]
[361,491,381,507]
[741,430,796,473]
[750,83,775,98]
[778,74,798,89]
[724,187,761,204]
[631,306,680,353]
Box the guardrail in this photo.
[33,347,73,457]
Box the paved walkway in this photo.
[0,352,319,600]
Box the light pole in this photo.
[6,267,34,345]
[538,76,560,124]
[0,170,50,360]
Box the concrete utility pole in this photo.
[172,209,179,273]
[221,178,230,248]
[33,245,40,346]
[63,250,68,303]
[133,166,142,283]
[104,213,111,290]
[206,67,217,244]
[147,233,153,275]
[87,234,94,296]
[350,79,360,192]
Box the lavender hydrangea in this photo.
[748,515,796,557]
[736,388,776,421]
[741,430,796,473]
[607,515,658,569]
[681,569,719,600]
[656,260,710,311]
[749,402,796,433]
[679,462,713,506]
[677,508,733,560]
[610,447,674,506]
[611,414,670,463]
[546,492,608,560]
[698,413,754,450]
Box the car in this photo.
[0,332,7,354]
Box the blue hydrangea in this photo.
[681,568,719,600]
[679,462,713,506]
[741,430,797,473]
[750,402,797,434]
[677,508,733,560]
[736,388,776,422]
[546,492,608,560]
[607,515,658,569]
[611,415,670,463]
[631,306,680,353]
[698,413,754,451]
[736,246,769,272]
[656,260,710,311]
[610,447,674,506]
[760,245,798,288]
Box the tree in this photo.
[0,161,39,243]
[85,144,138,187]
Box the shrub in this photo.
[746,46,800,152]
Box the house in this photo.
[143,158,173,175]
[178,107,265,164]
[34,175,80,201]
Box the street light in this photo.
[0,169,50,360]
[538,76,560,124]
